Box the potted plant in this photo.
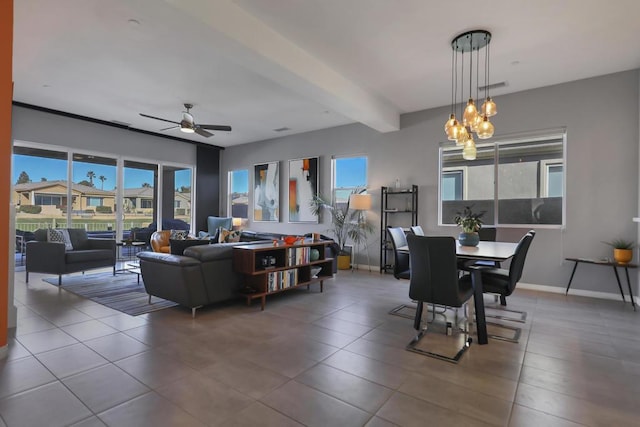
[311,189,374,270]
[603,238,635,264]
[454,205,485,247]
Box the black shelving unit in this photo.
[380,185,418,273]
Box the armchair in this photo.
[26,228,116,286]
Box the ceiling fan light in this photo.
[476,116,495,139]
[180,126,195,134]
[481,97,497,117]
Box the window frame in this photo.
[228,169,249,219]
[331,154,369,205]
[438,130,566,229]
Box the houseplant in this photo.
[603,238,635,264]
[310,189,374,269]
[454,205,485,247]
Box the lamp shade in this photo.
[350,193,372,210]
[232,217,242,227]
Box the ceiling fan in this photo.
[139,103,231,138]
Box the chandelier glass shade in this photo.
[445,30,497,156]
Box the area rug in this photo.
[43,272,178,316]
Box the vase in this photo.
[337,254,351,270]
[310,248,320,261]
[459,232,479,247]
[613,248,632,264]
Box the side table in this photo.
[116,241,146,274]
[565,257,636,311]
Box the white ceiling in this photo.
[13,0,640,147]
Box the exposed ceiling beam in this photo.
[164,0,400,133]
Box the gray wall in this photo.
[222,70,640,295]
[11,105,196,165]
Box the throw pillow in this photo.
[47,228,74,251]
[169,238,210,255]
[170,229,189,240]
[218,228,241,243]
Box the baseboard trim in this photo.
[518,282,639,305]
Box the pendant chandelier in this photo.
[444,30,496,161]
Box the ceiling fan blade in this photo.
[198,124,232,132]
[139,113,180,125]
[159,125,179,131]
[194,127,213,138]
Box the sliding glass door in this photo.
[70,153,117,235]
[122,160,158,240]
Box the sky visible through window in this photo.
[13,156,191,189]
[335,157,367,188]
[231,169,249,193]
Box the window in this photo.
[34,194,63,206]
[228,169,249,219]
[332,155,368,205]
[439,131,565,227]
[86,197,103,207]
[441,169,464,201]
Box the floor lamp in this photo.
[349,193,372,271]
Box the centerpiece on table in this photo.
[454,205,485,247]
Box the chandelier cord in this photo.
[450,42,455,116]
[460,46,464,120]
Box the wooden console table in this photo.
[565,257,636,311]
[233,240,333,310]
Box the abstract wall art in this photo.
[254,162,279,222]
[288,157,319,223]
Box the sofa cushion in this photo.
[170,238,210,255]
[170,229,189,240]
[137,251,202,267]
[48,229,74,251]
[65,249,113,264]
[218,228,241,243]
[184,242,244,261]
[67,228,91,250]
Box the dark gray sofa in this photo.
[136,231,338,316]
[137,241,260,317]
[26,228,116,286]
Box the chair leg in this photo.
[25,271,29,283]
[500,295,507,306]
[58,275,62,286]
[414,302,423,331]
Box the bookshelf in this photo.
[380,185,418,273]
[232,240,333,310]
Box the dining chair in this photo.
[387,227,410,280]
[478,230,535,342]
[386,226,416,319]
[410,225,425,236]
[406,234,479,362]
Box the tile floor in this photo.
[2,268,640,426]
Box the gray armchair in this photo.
[26,228,116,286]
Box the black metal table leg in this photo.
[612,266,627,302]
[471,269,488,345]
[565,261,579,294]
[623,267,636,311]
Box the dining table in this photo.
[397,240,519,345]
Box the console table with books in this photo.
[233,240,333,310]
